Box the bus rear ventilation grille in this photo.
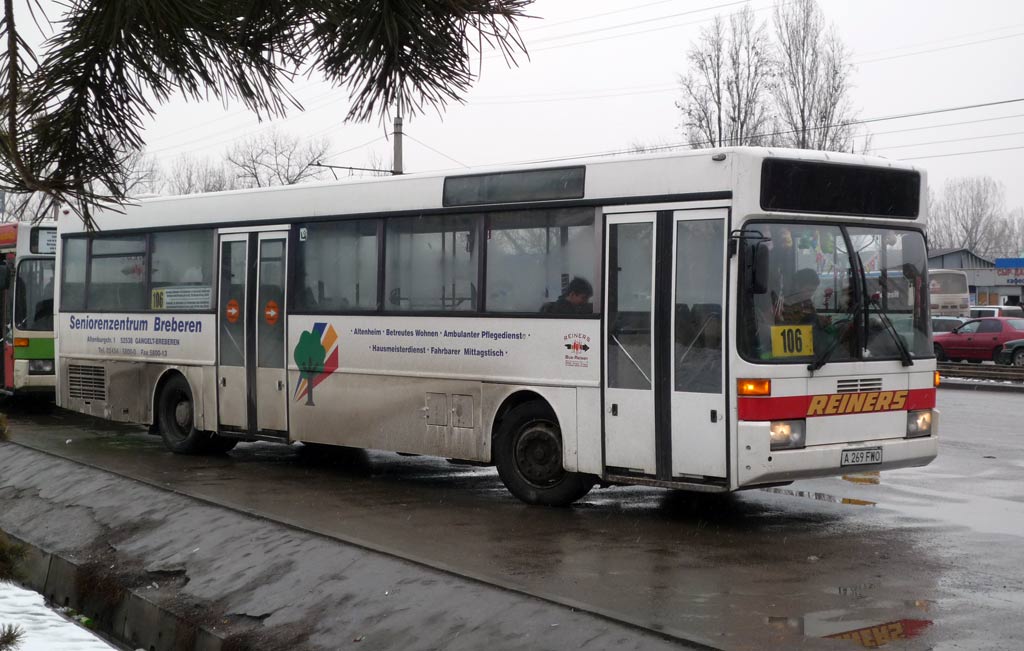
[836,378,882,394]
[68,364,107,401]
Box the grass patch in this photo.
[0,535,26,583]
[0,624,25,651]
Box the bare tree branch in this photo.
[225,128,331,188]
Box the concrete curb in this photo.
[938,379,1024,393]
[1,530,223,651]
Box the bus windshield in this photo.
[15,258,55,331]
[739,223,930,364]
[930,271,968,294]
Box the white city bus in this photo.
[55,148,938,505]
[928,269,969,317]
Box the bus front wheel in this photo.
[493,402,595,506]
[157,375,236,454]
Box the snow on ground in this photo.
[0,582,116,651]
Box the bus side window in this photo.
[385,215,478,312]
[294,220,378,312]
[486,208,596,314]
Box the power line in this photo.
[872,130,1024,152]
[501,97,1024,165]
[855,31,1024,65]
[525,0,751,46]
[868,113,1024,140]
[145,1,743,150]
[901,146,1024,161]
[853,22,1024,60]
[522,0,682,33]
[402,133,469,168]
[471,85,677,105]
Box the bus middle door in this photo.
[216,230,289,438]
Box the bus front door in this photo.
[670,211,727,480]
[603,209,728,483]
[604,214,657,475]
[217,230,290,437]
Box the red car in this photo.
[933,316,1024,362]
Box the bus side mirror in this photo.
[0,261,9,291]
[750,242,769,295]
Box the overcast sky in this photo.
[127,1,1024,209]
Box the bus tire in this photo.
[493,402,595,507]
[156,375,217,455]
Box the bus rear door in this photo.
[216,229,289,437]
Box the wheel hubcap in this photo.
[1015,352,1024,367]
[514,422,564,487]
[173,398,192,430]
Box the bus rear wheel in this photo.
[157,375,236,454]
[493,402,595,506]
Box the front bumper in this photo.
[737,410,940,487]
[13,359,57,392]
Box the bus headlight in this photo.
[906,410,932,438]
[770,420,806,450]
[28,359,54,375]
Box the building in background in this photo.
[927,247,1024,306]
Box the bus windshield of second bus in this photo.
[739,223,930,366]
[928,269,969,316]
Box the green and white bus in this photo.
[55,148,938,505]
[0,221,57,396]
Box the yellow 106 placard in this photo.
[771,325,814,357]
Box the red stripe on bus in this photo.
[738,388,936,421]
[3,342,12,390]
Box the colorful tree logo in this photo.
[293,323,338,406]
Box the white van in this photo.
[969,305,1024,318]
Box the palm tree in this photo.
[0,1,530,227]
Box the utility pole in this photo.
[393,115,404,176]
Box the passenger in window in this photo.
[541,277,593,315]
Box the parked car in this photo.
[933,317,1024,362]
[968,305,1024,318]
[931,316,965,333]
[996,338,1024,366]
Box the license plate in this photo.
[841,447,882,466]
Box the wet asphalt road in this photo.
[3,389,1023,651]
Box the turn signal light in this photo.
[934,370,940,387]
[738,378,771,396]
[13,338,29,347]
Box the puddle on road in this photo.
[843,471,881,485]
[766,600,932,648]
[760,486,876,507]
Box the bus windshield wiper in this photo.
[807,298,861,373]
[853,252,914,367]
[867,295,914,367]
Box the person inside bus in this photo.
[780,268,821,325]
[540,277,593,315]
